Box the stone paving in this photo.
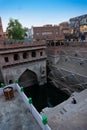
[41,89,87,130]
[0,91,42,130]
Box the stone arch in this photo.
[18,69,38,88]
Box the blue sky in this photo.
[0,0,87,31]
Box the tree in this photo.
[7,18,25,40]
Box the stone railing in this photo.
[0,41,46,50]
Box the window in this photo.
[40,52,43,56]
[80,25,87,33]
[23,52,28,59]
[14,54,19,61]
[4,57,9,62]
[70,29,74,34]
[31,51,36,57]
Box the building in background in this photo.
[59,22,70,35]
[0,17,4,43]
[32,22,69,43]
[69,14,87,41]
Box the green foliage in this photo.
[7,18,25,40]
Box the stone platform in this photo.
[41,89,87,130]
[0,91,42,130]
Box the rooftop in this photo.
[0,91,42,130]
